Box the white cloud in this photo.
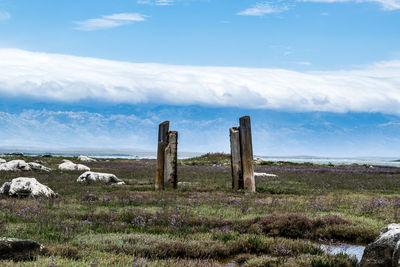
[239,0,400,14]
[156,0,175,5]
[103,13,147,21]
[294,61,312,66]
[379,121,400,127]
[238,2,290,16]
[0,11,10,21]
[297,0,400,10]
[376,0,400,10]
[137,0,175,6]
[75,13,147,31]
[1,48,400,114]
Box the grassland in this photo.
[1,153,399,266]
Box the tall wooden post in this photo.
[155,121,169,190]
[239,116,255,193]
[164,131,178,189]
[230,127,243,190]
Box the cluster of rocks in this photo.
[361,223,400,267]
[0,156,125,262]
[58,157,125,185]
[0,160,51,172]
[0,157,125,200]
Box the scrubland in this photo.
[1,153,399,266]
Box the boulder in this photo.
[28,162,52,172]
[254,172,278,178]
[0,238,42,261]
[254,158,263,164]
[177,182,195,186]
[77,155,97,162]
[58,160,90,171]
[393,240,400,267]
[360,223,400,267]
[0,158,5,164]
[0,160,31,171]
[0,177,57,198]
[77,171,125,185]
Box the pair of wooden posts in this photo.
[154,116,255,193]
[230,116,255,193]
[155,121,178,190]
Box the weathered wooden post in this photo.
[164,131,178,189]
[155,121,169,190]
[239,116,255,193]
[230,127,243,190]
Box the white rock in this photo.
[177,182,198,186]
[254,158,263,164]
[0,177,57,198]
[0,237,42,261]
[361,223,400,266]
[77,155,97,162]
[380,223,400,235]
[177,182,192,185]
[254,172,278,178]
[0,160,31,171]
[0,158,5,164]
[393,240,400,267]
[77,171,125,185]
[0,160,51,172]
[58,160,90,171]
[28,162,52,172]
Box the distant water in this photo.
[1,148,400,167]
[258,156,400,168]
[321,244,365,263]
[0,150,202,160]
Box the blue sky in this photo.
[0,0,400,157]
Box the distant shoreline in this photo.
[1,150,400,167]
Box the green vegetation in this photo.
[180,153,231,166]
[1,153,397,266]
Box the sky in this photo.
[0,0,400,157]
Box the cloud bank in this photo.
[0,110,154,150]
[0,48,400,114]
[1,108,400,156]
[0,109,230,153]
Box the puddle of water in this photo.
[218,258,238,267]
[219,244,365,266]
[320,244,365,263]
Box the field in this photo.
[1,153,400,266]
